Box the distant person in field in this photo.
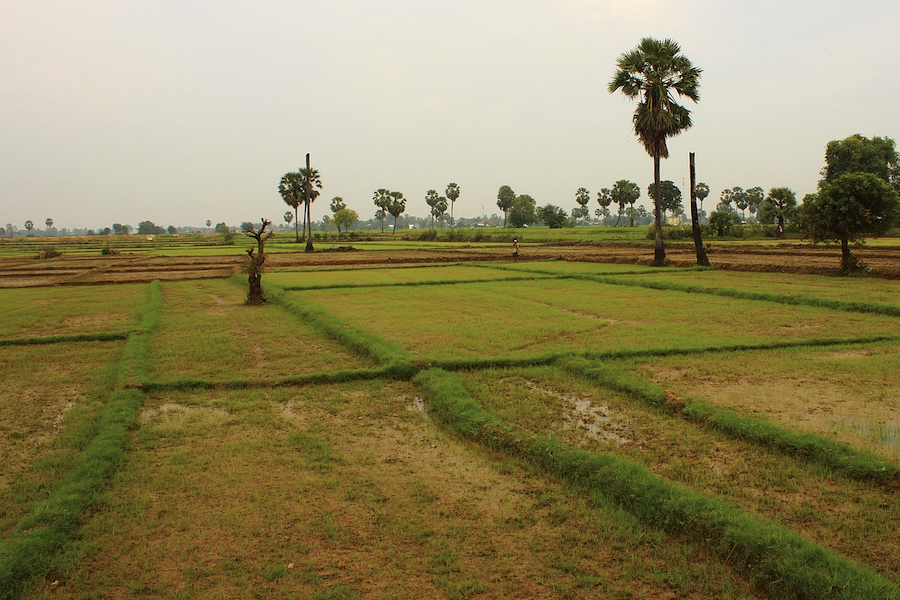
[512,238,519,259]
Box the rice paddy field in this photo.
[2,256,900,599]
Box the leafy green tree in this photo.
[497,185,516,227]
[538,204,570,229]
[284,211,293,230]
[646,180,682,222]
[330,196,346,213]
[24,220,34,233]
[333,208,359,233]
[612,180,640,226]
[571,206,590,223]
[609,37,701,264]
[45,218,53,231]
[509,194,537,228]
[279,172,304,242]
[802,134,900,272]
[719,188,734,213]
[387,191,406,233]
[215,222,230,234]
[373,188,391,233]
[446,183,460,227]
[137,220,156,235]
[167,225,177,235]
[823,134,898,185]
[112,223,128,235]
[695,182,710,213]
[708,211,733,237]
[759,187,797,238]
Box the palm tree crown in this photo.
[609,37,700,159]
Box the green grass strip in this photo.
[0,332,131,346]
[0,281,163,600]
[558,356,900,485]
[429,335,900,372]
[139,363,419,392]
[414,367,900,600]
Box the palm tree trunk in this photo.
[653,155,666,264]
[689,152,710,267]
[294,206,300,243]
[304,153,314,253]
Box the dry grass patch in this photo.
[0,285,144,338]
[629,343,900,462]
[146,280,375,381]
[25,382,762,599]
[460,366,900,582]
[0,341,121,536]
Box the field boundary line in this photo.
[0,331,131,346]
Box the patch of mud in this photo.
[524,381,630,444]
[53,400,75,428]
[140,403,228,425]
[406,396,426,414]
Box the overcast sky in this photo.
[3,0,898,231]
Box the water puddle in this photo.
[524,381,630,445]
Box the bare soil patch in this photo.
[4,242,900,288]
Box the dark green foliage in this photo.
[508,195,537,228]
[537,204,570,228]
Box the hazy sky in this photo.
[3,0,899,230]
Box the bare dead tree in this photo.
[243,218,275,305]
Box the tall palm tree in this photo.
[278,172,304,242]
[373,188,391,233]
[446,183,460,228]
[299,158,322,252]
[387,191,406,233]
[609,37,701,264]
[425,189,440,227]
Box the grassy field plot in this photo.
[0,341,120,537]
[147,280,375,382]
[612,269,900,309]
[265,264,549,289]
[624,341,900,461]
[460,365,900,582]
[295,278,900,361]
[0,286,144,339]
[22,384,761,600]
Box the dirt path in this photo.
[2,243,900,288]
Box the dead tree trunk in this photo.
[304,153,315,253]
[244,218,274,305]
[689,152,711,267]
